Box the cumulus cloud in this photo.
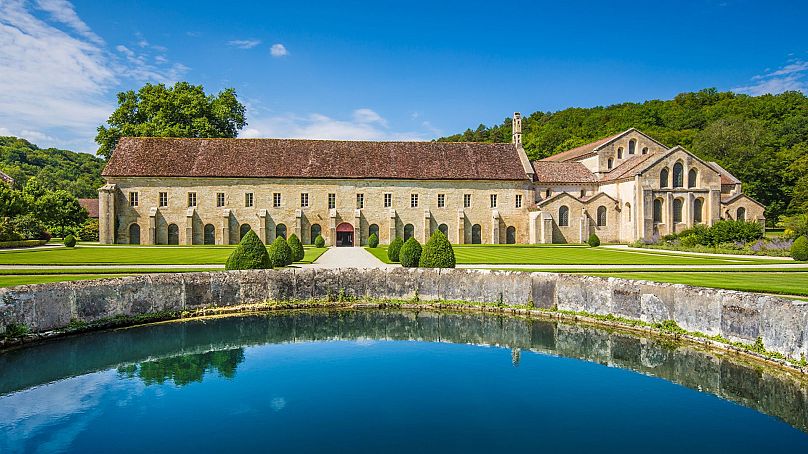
[733,59,808,95]
[228,39,261,49]
[270,43,288,57]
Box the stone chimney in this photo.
[512,112,522,146]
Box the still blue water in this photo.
[1,311,807,453]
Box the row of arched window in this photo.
[127,222,321,245]
[557,205,609,227]
[660,162,698,189]
[653,198,705,224]
[607,139,650,170]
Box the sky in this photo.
[1,0,807,154]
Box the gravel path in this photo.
[299,247,396,269]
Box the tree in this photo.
[388,236,404,262]
[95,82,247,159]
[399,238,422,268]
[0,184,26,218]
[419,231,455,268]
[287,233,305,262]
[225,230,272,270]
[35,190,88,237]
[268,236,293,267]
[367,233,379,248]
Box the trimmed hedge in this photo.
[0,239,47,249]
[399,237,422,268]
[792,236,808,261]
[419,231,455,268]
[388,236,403,262]
[63,234,76,248]
[268,236,293,267]
[225,230,272,270]
[287,233,305,262]
[368,233,379,248]
[587,233,601,247]
[314,235,326,248]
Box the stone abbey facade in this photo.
[99,113,764,245]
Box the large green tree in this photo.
[95,82,247,159]
[35,190,88,237]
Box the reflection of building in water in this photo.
[511,348,521,367]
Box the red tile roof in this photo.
[531,161,597,183]
[102,137,529,181]
[78,198,99,218]
[539,132,623,162]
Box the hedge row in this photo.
[0,239,48,249]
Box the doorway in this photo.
[336,222,353,247]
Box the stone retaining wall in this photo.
[0,268,806,360]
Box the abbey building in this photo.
[98,113,764,246]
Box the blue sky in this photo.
[1,0,807,154]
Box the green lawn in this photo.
[0,245,327,265]
[0,274,129,287]
[366,245,789,265]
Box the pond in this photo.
[1,310,807,452]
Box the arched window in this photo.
[438,223,448,237]
[607,158,613,170]
[628,139,636,155]
[168,224,179,245]
[736,207,746,221]
[369,223,379,240]
[673,199,683,223]
[310,224,321,244]
[559,205,569,227]
[204,224,215,245]
[471,224,482,244]
[128,223,141,244]
[625,202,631,222]
[642,147,648,155]
[597,206,607,227]
[404,223,414,241]
[688,169,698,188]
[660,168,669,188]
[693,198,703,223]
[653,199,663,224]
[239,223,251,240]
[545,188,551,198]
[275,223,287,239]
[673,162,684,188]
[617,147,623,159]
[506,226,516,244]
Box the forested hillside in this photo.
[439,89,808,221]
[0,136,105,199]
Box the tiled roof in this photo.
[600,153,656,181]
[78,198,99,218]
[539,132,623,162]
[0,169,14,185]
[102,137,529,181]
[709,161,741,185]
[532,161,597,183]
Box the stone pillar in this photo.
[541,212,553,244]
[641,188,654,241]
[491,210,500,244]
[578,208,588,243]
[185,208,195,245]
[258,209,268,243]
[666,192,674,235]
[708,189,721,225]
[148,207,158,245]
[685,193,694,228]
[354,209,362,247]
[388,209,397,244]
[529,211,541,244]
[295,209,303,240]
[328,208,337,246]
[221,209,231,245]
[423,209,431,243]
[98,184,117,244]
[456,209,465,244]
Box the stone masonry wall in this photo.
[0,269,806,360]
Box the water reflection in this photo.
[1,310,806,433]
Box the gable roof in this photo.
[538,190,617,207]
[708,161,741,185]
[531,161,597,183]
[600,153,657,181]
[721,193,764,207]
[102,137,530,181]
[0,169,14,185]
[540,128,668,163]
[78,198,99,218]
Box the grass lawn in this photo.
[0,245,327,266]
[366,244,790,265]
[0,274,129,287]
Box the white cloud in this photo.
[270,43,288,57]
[227,39,261,49]
[733,59,808,96]
[35,0,102,44]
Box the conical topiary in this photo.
[368,232,379,248]
[792,235,808,261]
[419,230,455,268]
[587,233,601,247]
[399,237,422,268]
[268,236,293,267]
[225,230,272,270]
[287,233,305,262]
[388,236,404,262]
[314,234,326,248]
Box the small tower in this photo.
[512,112,522,146]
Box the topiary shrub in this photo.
[63,234,76,248]
[388,236,404,262]
[368,233,379,248]
[587,233,601,247]
[268,236,293,267]
[419,230,455,268]
[792,236,808,261]
[314,234,326,248]
[225,230,272,270]
[399,237,422,268]
[287,233,305,262]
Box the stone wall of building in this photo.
[1,269,806,361]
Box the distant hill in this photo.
[0,136,106,199]
[439,89,808,221]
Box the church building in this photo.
[98,113,764,246]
